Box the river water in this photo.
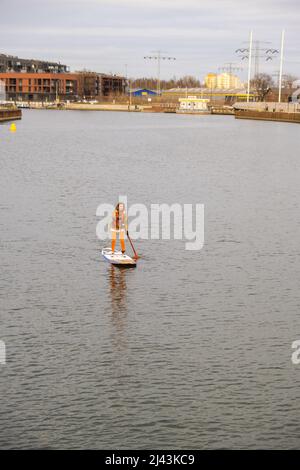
[1,110,300,449]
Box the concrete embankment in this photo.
[19,102,143,112]
[0,108,22,122]
[234,102,300,124]
[64,103,177,113]
[64,103,141,112]
[211,106,234,115]
[235,110,300,123]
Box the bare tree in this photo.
[250,73,274,101]
[176,75,201,88]
[282,74,298,89]
[131,75,201,91]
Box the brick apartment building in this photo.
[0,54,126,102]
[76,71,126,100]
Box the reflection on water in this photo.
[109,266,128,313]
[109,266,128,350]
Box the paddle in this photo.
[126,230,139,260]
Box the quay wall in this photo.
[0,108,22,122]
[234,102,300,123]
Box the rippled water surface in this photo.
[1,110,300,449]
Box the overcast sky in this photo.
[0,0,299,81]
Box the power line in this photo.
[144,50,176,94]
[236,40,278,76]
[219,62,243,75]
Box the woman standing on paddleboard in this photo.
[111,203,127,254]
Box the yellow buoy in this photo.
[10,123,17,132]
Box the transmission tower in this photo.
[272,71,291,87]
[236,41,278,76]
[219,62,243,74]
[144,51,176,95]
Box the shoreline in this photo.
[9,103,300,124]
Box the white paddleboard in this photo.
[102,247,136,267]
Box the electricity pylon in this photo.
[219,62,243,75]
[144,51,176,95]
[236,41,278,76]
